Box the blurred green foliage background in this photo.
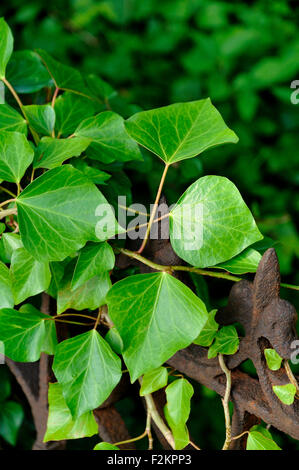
[0,0,298,450]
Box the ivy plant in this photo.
[0,18,296,451]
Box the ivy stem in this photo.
[0,208,17,220]
[0,198,15,209]
[137,163,169,254]
[47,318,94,326]
[146,407,153,450]
[51,86,59,108]
[284,360,299,395]
[189,440,201,450]
[118,204,150,217]
[0,186,17,198]
[117,248,299,291]
[219,354,232,450]
[112,430,148,447]
[94,307,103,330]
[53,313,97,322]
[231,430,249,441]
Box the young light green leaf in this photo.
[34,136,90,169]
[125,99,238,164]
[170,176,263,268]
[94,442,120,450]
[246,425,281,450]
[0,401,24,446]
[194,309,219,347]
[71,242,115,290]
[213,247,262,274]
[0,104,27,134]
[16,165,122,261]
[44,383,98,442]
[264,349,283,371]
[164,378,193,450]
[0,305,57,362]
[53,330,122,418]
[75,111,142,163]
[36,49,92,97]
[0,261,14,308]
[208,325,239,359]
[273,384,296,405]
[6,50,52,94]
[140,367,168,396]
[0,232,23,263]
[10,247,51,304]
[57,272,111,314]
[23,104,55,136]
[54,92,95,136]
[107,272,208,382]
[0,131,34,183]
[0,18,13,79]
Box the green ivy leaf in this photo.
[0,261,14,308]
[6,50,52,94]
[75,111,142,164]
[94,442,120,450]
[53,330,122,417]
[71,159,111,185]
[107,272,208,382]
[0,131,34,183]
[36,49,92,97]
[34,136,90,169]
[0,18,13,79]
[105,328,123,355]
[44,383,98,442]
[214,247,262,274]
[125,99,238,164]
[194,309,219,347]
[246,425,281,450]
[140,367,168,396]
[164,378,193,450]
[0,401,24,446]
[208,325,239,359]
[0,232,23,263]
[16,165,122,261]
[170,176,263,268]
[23,104,55,136]
[273,384,296,405]
[0,367,11,402]
[54,92,96,137]
[264,349,283,371]
[85,74,117,102]
[0,104,27,134]
[10,247,51,304]
[71,242,115,290]
[0,305,57,361]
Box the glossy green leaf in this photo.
[0,401,24,446]
[105,328,123,355]
[75,111,142,163]
[85,74,117,102]
[170,176,263,268]
[16,165,121,261]
[247,425,281,450]
[71,159,110,184]
[0,305,57,362]
[10,247,51,304]
[54,92,96,137]
[0,104,27,134]
[53,330,122,417]
[0,131,34,183]
[94,442,120,450]
[208,325,239,359]
[23,104,55,136]
[107,272,208,382]
[34,136,90,169]
[71,242,115,290]
[6,50,52,94]
[0,261,14,308]
[194,309,219,347]
[125,99,238,164]
[164,379,193,450]
[0,232,23,263]
[214,248,262,274]
[0,18,13,79]
[273,383,296,405]
[44,383,98,442]
[264,349,283,371]
[140,367,168,396]
[36,49,92,97]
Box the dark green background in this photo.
[0,0,298,450]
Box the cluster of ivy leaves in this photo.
[0,17,293,451]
